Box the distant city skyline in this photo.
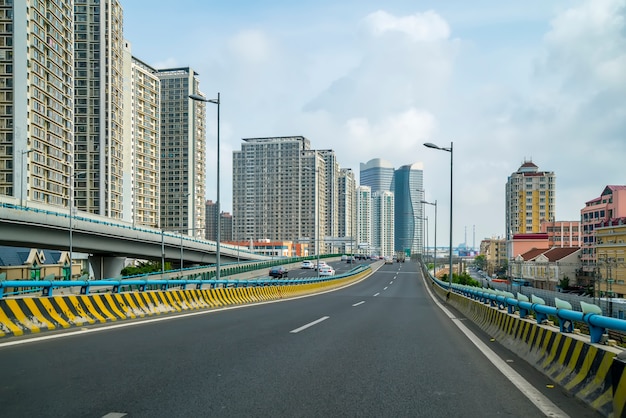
[120,0,625,246]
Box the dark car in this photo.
[269,266,288,278]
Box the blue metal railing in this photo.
[427,270,626,344]
[0,263,368,299]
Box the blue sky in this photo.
[122,0,626,247]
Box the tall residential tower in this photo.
[157,68,206,236]
[1,1,74,207]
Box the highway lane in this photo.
[0,261,601,417]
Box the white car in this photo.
[318,266,335,276]
[301,260,314,269]
[315,261,329,270]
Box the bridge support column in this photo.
[89,255,126,280]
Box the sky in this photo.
[122,0,626,248]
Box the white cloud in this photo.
[228,29,274,64]
[364,10,451,42]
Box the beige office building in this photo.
[1,1,74,207]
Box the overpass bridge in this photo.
[0,195,269,279]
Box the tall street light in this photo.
[20,149,33,206]
[189,92,221,281]
[304,166,320,278]
[69,172,86,280]
[421,199,437,275]
[424,141,453,289]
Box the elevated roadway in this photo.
[0,195,268,278]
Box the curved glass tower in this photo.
[394,163,424,255]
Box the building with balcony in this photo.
[479,237,507,277]
[594,217,626,298]
[505,161,556,262]
[122,47,161,228]
[372,190,395,257]
[356,186,372,257]
[156,67,206,237]
[540,220,581,248]
[580,186,626,274]
[73,0,125,219]
[232,136,324,251]
[1,1,74,208]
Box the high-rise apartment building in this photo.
[372,190,395,257]
[393,163,424,255]
[232,136,320,248]
[73,0,125,218]
[205,200,233,242]
[319,149,340,253]
[1,1,74,207]
[356,186,372,256]
[360,158,394,194]
[505,161,556,260]
[339,168,357,254]
[122,42,161,228]
[157,68,206,236]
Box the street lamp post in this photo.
[421,199,437,275]
[69,172,86,280]
[424,141,453,289]
[189,92,221,281]
[20,149,33,206]
[304,166,320,278]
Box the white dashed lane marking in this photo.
[352,301,365,307]
[290,316,330,333]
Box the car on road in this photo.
[301,260,314,269]
[269,266,288,278]
[315,261,329,271]
[318,266,335,276]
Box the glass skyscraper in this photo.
[393,163,424,255]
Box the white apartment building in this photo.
[73,0,125,218]
[372,190,395,257]
[356,186,372,256]
[1,1,74,207]
[122,42,161,228]
[156,67,206,237]
[233,136,323,251]
[319,149,340,253]
[339,168,357,255]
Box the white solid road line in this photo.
[290,316,330,333]
[352,301,365,307]
[422,274,568,417]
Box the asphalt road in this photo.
[0,261,601,417]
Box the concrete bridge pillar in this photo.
[89,255,127,280]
